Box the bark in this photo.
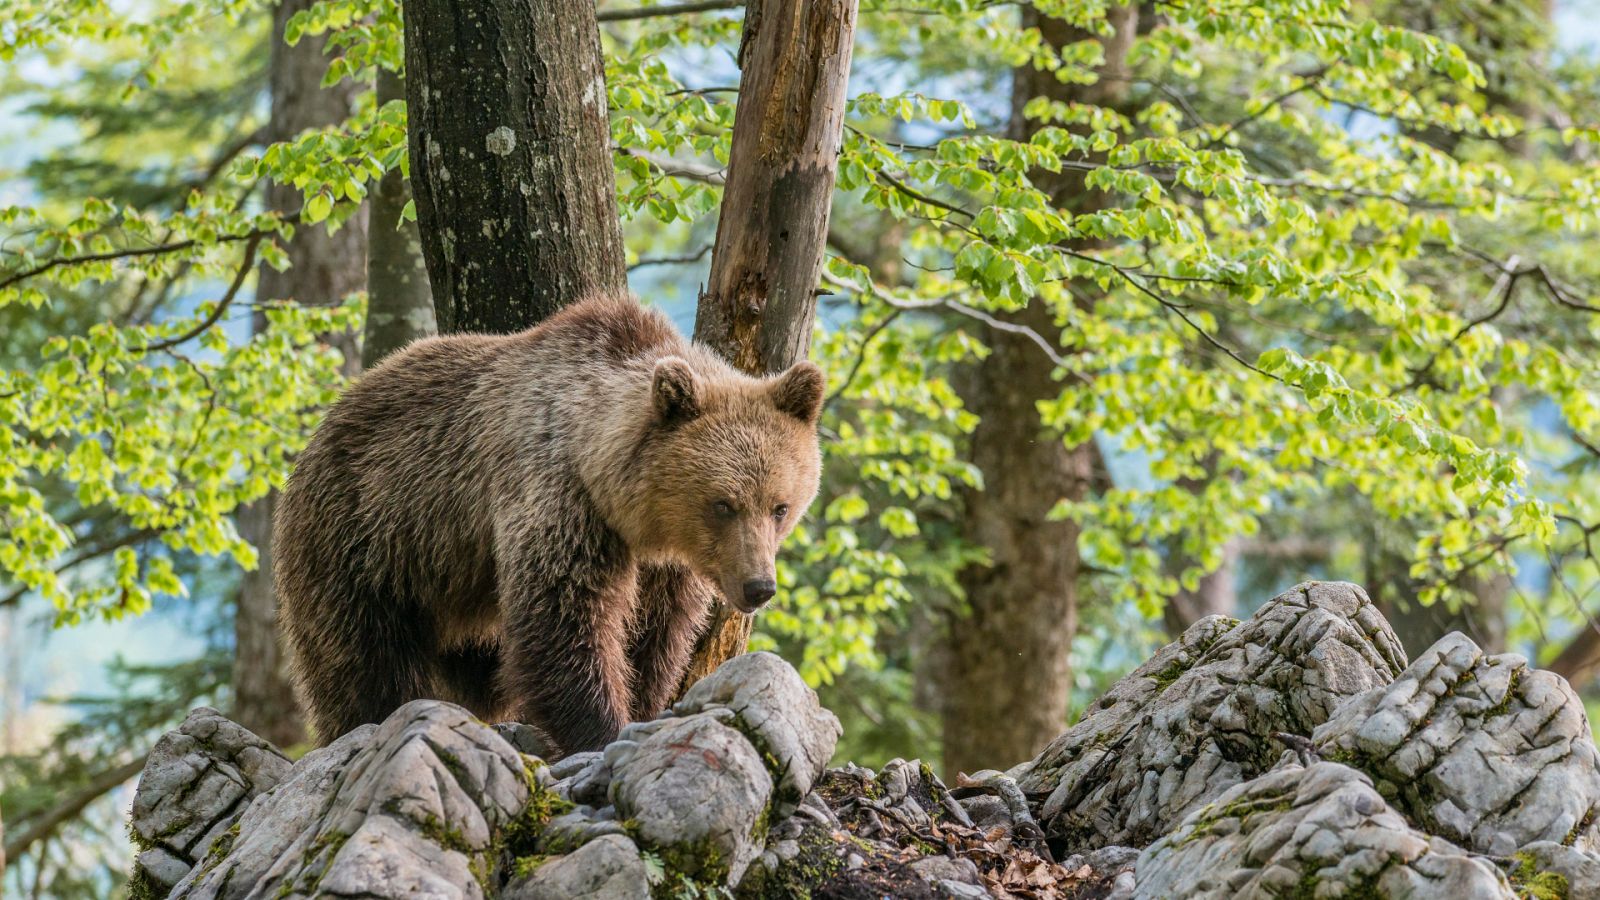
[363,69,436,367]
[1163,461,1241,636]
[939,4,1139,777]
[1550,622,1600,689]
[234,0,367,749]
[675,0,859,694]
[1164,539,1240,636]
[402,0,627,332]
[1386,573,1508,658]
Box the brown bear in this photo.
[274,293,824,754]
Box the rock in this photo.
[908,853,982,885]
[960,794,1012,830]
[1135,760,1515,899]
[557,751,613,806]
[1086,844,1139,873]
[537,805,629,852]
[735,820,944,900]
[1509,841,1599,896]
[173,700,538,899]
[1019,582,1406,849]
[171,724,374,897]
[1314,631,1600,855]
[818,759,976,842]
[129,707,293,893]
[503,834,651,900]
[546,750,602,782]
[1057,845,1140,899]
[608,714,773,886]
[134,847,194,889]
[673,650,842,815]
[1105,870,1137,900]
[937,881,991,899]
[134,583,1600,900]
[133,651,839,899]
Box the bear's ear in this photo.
[771,362,825,424]
[652,357,701,424]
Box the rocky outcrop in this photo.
[164,701,535,899]
[1313,631,1600,855]
[128,707,292,897]
[1136,760,1515,899]
[129,583,1600,899]
[132,651,844,899]
[1016,582,1408,850]
[503,834,651,900]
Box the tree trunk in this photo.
[675,0,859,694]
[402,0,627,332]
[1550,619,1600,688]
[1164,539,1240,635]
[1163,461,1241,636]
[363,69,436,367]
[1389,573,1508,657]
[939,3,1139,777]
[234,0,367,749]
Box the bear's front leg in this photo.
[629,563,717,719]
[495,505,638,755]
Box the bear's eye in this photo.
[713,500,737,519]
[772,504,789,520]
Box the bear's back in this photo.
[277,295,688,605]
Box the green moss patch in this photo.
[1510,852,1571,900]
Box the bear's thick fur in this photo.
[275,294,823,753]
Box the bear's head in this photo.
[637,356,825,613]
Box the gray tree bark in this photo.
[1164,540,1241,635]
[939,3,1139,777]
[1387,573,1508,658]
[402,0,627,332]
[676,0,859,694]
[363,68,435,367]
[234,0,367,749]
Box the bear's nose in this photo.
[742,578,777,608]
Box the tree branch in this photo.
[824,307,904,405]
[0,527,162,609]
[616,146,727,185]
[1206,66,1330,148]
[823,272,1093,384]
[3,755,149,866]
[0,225,281,294]
[596,0,741,22]
[628,244,713,271]
[136,232,263,354]
[1401,254,1522,392]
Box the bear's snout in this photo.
[741,577,777,609]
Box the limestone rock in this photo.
[503,834,651,900]
[1314,631,1600,855]
[135,584,1600,900]
[1019,582,1406,849]
[908,853,982,885]
[554,751,612,806]
[172,700,534,899]
[537,805,630,852]
[608,714,774,886]
[1135,760,1515,899]
[1509,842,1599,897]
[673,650,842,815]
[129,707,293,893]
